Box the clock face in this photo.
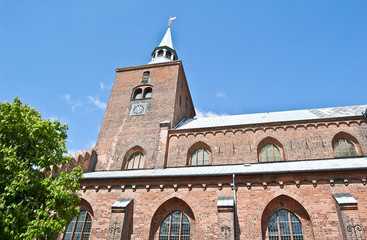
[133,104,144,114]
[131,103,146,116]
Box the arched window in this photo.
[64,211,92,240]
[260,143,281,162]
[166,51,172,59]
[126,151,145,169]
[133,88,143,100]
[158,50,164,57]
[190,148,210,166]
[268,210,304,240]
[159,211,190,240]
[142,71,150,83]
[144,88,152,99]
[334,138,357,157]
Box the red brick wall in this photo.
[167,119,367,167]
[79,171,367,239]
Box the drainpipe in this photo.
[233,174,238,240]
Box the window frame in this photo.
[142,71,150,83]
[131,85,153,101]
[189,147,210,166]
[159,210,190,240]
[267,209,304,240]
[259,143,282,162]
[63,210,92,240]
[144,87,152,99]
[125,151,145,170]
[187,142,212,166]
[133,88,143,100]
[334,138,357,157]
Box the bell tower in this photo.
[94,25,195,171]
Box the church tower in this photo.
[94,25,195,171]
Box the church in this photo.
[61,24,367,240]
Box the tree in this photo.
[0,97,83,240]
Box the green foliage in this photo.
[0,97,83,240]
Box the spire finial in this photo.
[148,20,178,64]
[168,16,176,27]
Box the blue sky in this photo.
[1,1,366,155]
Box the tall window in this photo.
[144,88,152,99]
[142,71,150,83]
[64,211,92,240]
[159,211,190,240]
[268,210,304,240]
[334,138,357,157]
[190,148,209,166]
[133,89,143,100]
[125,151,145,169]
[260,144,281,162]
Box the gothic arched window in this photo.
[190,148,210,166]
[259,143,281,162]
[125,151,145,169]
[159,211,190,240]
[334,138,357,157]
[64,210,92,240]
[268,210,304,240]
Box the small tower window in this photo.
[133,89,143,100]
[142,71,150,83]
[144,88,152,99]
[158,50,164,57]
[166,51,172,59]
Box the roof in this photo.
[174,105,367,130]
[159,27,174,49]
[332,193,357,205]
[217,196,234,207]
[111,198,133,208]
[83,157,367,180]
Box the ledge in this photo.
[83,157,367,180]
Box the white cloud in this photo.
[62,94,107,112]
[216,91,226,98]
[87,96,107,110]
[61,94,83,112]
[100,82,105,90]
[195,108,228,118]
[64,94,71,101]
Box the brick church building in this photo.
[62,25,367,240]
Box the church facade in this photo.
[62,26,367,240]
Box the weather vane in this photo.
[168,16,176,27]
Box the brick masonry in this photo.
[64,60,367,240]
